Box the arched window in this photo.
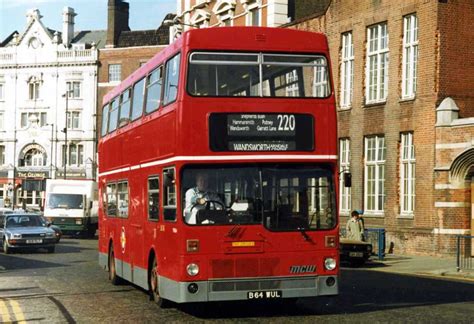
[213,0,236,26]
[23,149,46,167]
[190,9,211,28]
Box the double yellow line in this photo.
[0,299,25,323]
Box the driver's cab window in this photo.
[163,167,176,221]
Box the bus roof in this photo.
[102,27,329,105]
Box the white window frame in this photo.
[366,22,389,104]
[67,111,81,130]
[285,70,299,97]
[364,135,386,214]
[0,112,4,130]
[20,112,47,128]
[402,14,418,99]
[339,138,351,214]
[340,31,354,108]
[247,3,261,26]
[0,83,4,100]
[313,58,329,97]
[0,145,5,165]
[400,133,415,215]
[66,81,81,99]
[109,64,121,82]
[29,81,40,100]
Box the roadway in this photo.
[0,238,473,323]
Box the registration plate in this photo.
[349,252,364,257]
[247,290,282,299]
[26,239,43,244]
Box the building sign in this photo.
[21,143,46,156]
[56,171,87,179]
[209,113,314,152]
[17,171,49,179]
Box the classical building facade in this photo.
[286,0,474,255]
[0,8,104,209]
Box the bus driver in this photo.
[184,172,224,224]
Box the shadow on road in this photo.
[174,270,474,319]
[0,253,65,272]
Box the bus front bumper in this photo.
[159,275,338,303]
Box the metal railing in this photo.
[365,228,385,260]
[456,235,474,272]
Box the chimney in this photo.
[106,0,130,48]
[26,9,42,25]
[62,7,76,47]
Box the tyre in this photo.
[108,245,121,285]
[3,240,10,254]
[47,246,55,253]
[149,257,171,308]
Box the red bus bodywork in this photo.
[98,27,339,304]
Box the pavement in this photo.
[361,253,474,282]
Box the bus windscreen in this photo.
[187,52,330,98]
[181,164,336,230]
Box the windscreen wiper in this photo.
[297,227,311,241]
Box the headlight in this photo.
[75,219,83,225]
[186,263,199,276]
[46,233,54,237]
[12,233,22,239]
[324,257,337,271]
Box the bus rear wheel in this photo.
[149,257,170,308]
[108,246,121,285]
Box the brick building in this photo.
[284,0,474,255]
[97,0,172,141]
[172,0,474,255]
[171,0,329,39]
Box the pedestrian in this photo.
[346,210,364,241]
[356,209,366,241]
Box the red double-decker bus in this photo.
[98,27,340,306]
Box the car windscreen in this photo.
[5,215,42,227]
[47,194,84,209]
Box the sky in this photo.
[0,0,177,41]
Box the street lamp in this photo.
[61,90,72,179]
[162,17,199,29]
[47,123,54,178]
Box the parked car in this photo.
[39,215,62,243]
[340,237,373,266]
[0,213,57,253]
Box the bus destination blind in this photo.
[209,113,314,152]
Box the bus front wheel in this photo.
[149,257,170,308]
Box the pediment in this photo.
[17,16,54,50]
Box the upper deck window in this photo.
[101,105,109,137]
[108,98,119,132]
[163,53,181,106]
[187,52,330,98]
[119,88,131,127]
[131,78,145,121]
[145,67,163,113]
